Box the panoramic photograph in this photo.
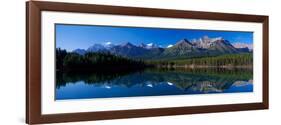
[55,24,253,100]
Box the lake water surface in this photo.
[56,68,253,100]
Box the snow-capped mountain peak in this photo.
[104,42,114,49]
[87,43,106,52]
[192,36,224,49]
[105,42,112,45]
[147,43,154,46]
[146,43,158,48]
[167,44,173,48]
[140,43,159,49]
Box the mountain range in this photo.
[72,36,252,60]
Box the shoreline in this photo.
[155,65,253,69]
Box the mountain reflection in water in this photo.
[56,68,253,100]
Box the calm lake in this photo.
[55,68,253,100]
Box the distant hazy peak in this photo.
[175,39,192,45]
[232,42,253,50]
[122,42,134,47]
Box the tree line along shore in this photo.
[56,48,253,72]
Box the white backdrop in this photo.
[0,0,279,125]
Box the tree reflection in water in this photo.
[56,67,253,93]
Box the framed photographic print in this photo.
[26,1,269,124]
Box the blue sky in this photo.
[56,24,253,51]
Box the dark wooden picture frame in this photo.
[26,1,269,124]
